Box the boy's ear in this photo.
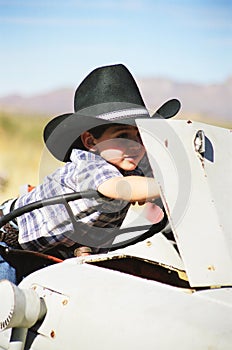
[81,132,96,151]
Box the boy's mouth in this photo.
[124,153,140,159]
[123,155,139,163]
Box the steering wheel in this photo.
[0,190,167,276]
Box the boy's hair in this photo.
[72,123,121,151]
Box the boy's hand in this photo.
[131,200,146,206]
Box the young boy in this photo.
[0,64,180,283]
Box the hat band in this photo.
[96,108,149,121]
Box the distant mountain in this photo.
[0,88,74,116]
[0,77,231,124]
[138,76,232,124]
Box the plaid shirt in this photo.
[15,149,150,253]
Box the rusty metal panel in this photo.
[137,119,232,287]
[15,257,232,349]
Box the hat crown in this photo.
[74,64,145,113]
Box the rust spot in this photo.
[208,265,216,271]
[199,156,205,169]
[62,299,68,306]
[50,330,56,338]
[210,285,221,289]
[146,241,152,247]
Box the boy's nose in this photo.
[127,139,144,152]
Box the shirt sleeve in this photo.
[93,160,123,189]
[70,150,123,192]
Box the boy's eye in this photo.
[117,133,129,139]
[115,131,143,144]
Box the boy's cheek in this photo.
[100,149,124,162]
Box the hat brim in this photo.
[44,99,181,162]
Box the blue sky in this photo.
[0,0,232,96]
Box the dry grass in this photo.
[0,112,61,202]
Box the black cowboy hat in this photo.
[44,64,181,162]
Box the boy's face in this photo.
[91,125,145,171]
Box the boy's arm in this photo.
[97,176,160,202]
